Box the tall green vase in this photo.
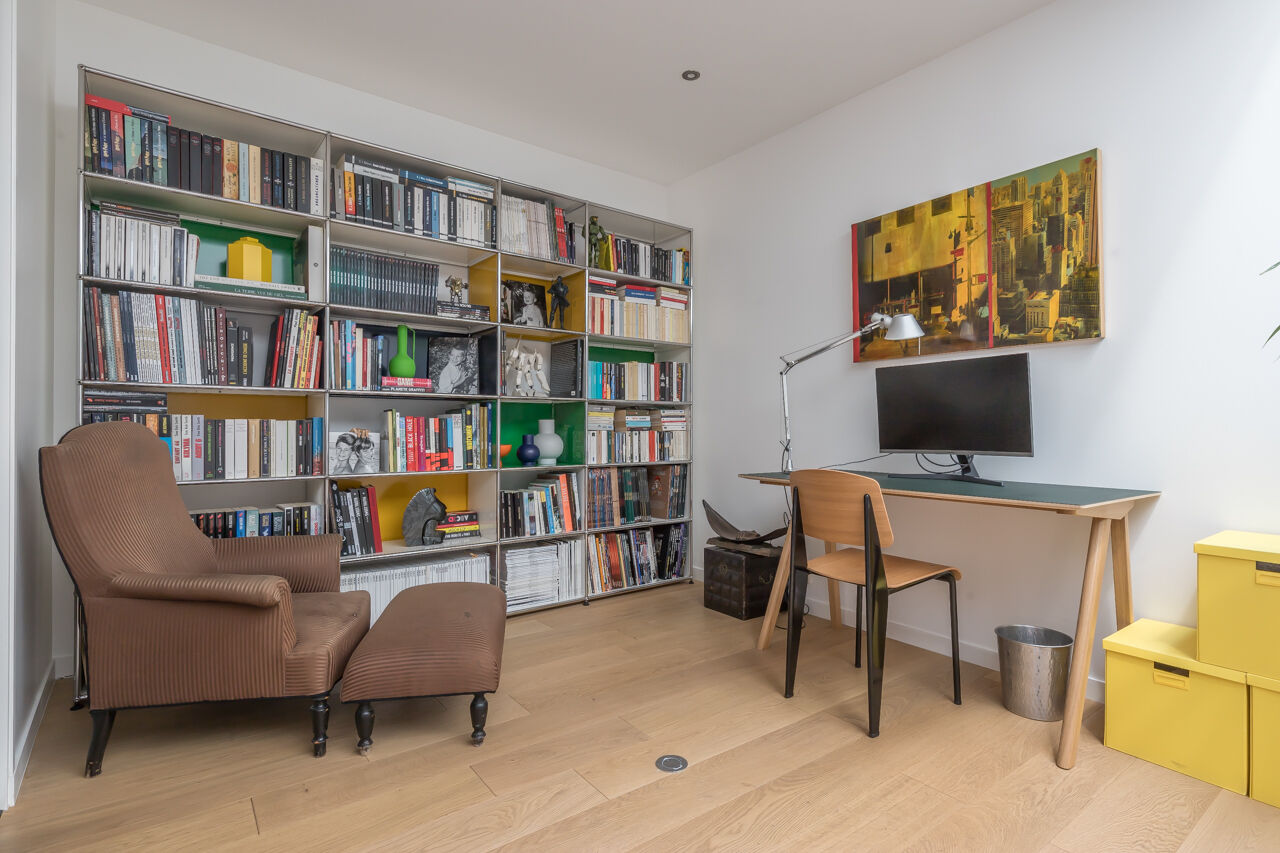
[389,325,416,378]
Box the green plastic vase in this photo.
[389,325,416,378]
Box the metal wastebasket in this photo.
[995,624,1073,721]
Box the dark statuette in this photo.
[403,487,448,546]
[548,276,570,329]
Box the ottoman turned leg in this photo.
[470,693,488,745]
[355,702,375,756]
[310,694,330,757]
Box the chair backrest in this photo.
[790,469,894,548]
[40,421,216,598]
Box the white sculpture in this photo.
[505,341,550,397]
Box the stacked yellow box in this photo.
[1102,531,1280,807]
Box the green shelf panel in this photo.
[183,220,298,284]
[587,345,656,365]
[500,400,585,467]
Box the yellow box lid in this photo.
[1248,672,1280,693]
[1103,618,1246,683]
[1194,530,1280,562]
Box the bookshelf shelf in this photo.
[586,576,689,601]
[587,459,692,468]
[588,399,691,407]
[76,67,693,641]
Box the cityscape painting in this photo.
[851,150,1101,361]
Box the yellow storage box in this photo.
[1103,619,1247,794]
[1251,672,1280,808]
[1195,531,1280,681]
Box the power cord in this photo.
[916,453,962,473]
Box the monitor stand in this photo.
[886,454,1004,487]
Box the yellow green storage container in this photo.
[1250,672,1280,808]
[1195,531,1280,681]
[1103,619,1248,794]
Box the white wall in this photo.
[46,0,672,672]
[671,0,1280,696]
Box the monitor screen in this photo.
[875,353,1033,456]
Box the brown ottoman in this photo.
[340,582,506,754]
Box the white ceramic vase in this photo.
[532,419,563,465]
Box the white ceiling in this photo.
[83,0,1053,184]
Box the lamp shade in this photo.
[883,313,925,341]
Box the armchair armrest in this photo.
[210,535,343,593]
[107,572,290,608]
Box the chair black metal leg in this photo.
[355,701,375,755]
[855,585,864,668]
[470,693,489,745]
[866,587,888,737]
[84,709,116,777]
[311,694,330,757]
[784,567,810,699]
[945,573,962,705]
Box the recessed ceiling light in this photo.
[682,70,701,81]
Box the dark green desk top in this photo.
[741,470,1159,512]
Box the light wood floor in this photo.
[3,583,1278,851]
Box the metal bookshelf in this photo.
[74,66,695,674]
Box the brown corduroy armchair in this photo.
[40,421,371,776]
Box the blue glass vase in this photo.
[516,434,540,467]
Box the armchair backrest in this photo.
[789,469,895,548]
[41,421,216,598]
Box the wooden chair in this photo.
[784,469,961,736]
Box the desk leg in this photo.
[825,542,843,630]
[757,523,793,650]
[1111,515,1133,629]
[1056,516,1112,770]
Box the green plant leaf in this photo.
[1267,324,1280,346]
[1262,260,1280,275]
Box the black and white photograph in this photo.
[428,335,480,395]
[501,280,547,327]
[328,430,382,474]
[503,337,552,397]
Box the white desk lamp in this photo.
[779,312,925,472]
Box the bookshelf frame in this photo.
[73,65,694,699]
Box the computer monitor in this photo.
[875,352,1033,486]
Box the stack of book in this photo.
[329,246,440,314]
[86,203,198,286]
[587,359,687,401]
[333,154,496,247]
[654,524,688,580]
[330,482,383,557]
[168,415,323,482]
[265,309,322,388]
[500,472,580,539]
[587,523,687,593]
[501,539,583,609]
[499,195,577,263]
[81,389,168,430]
[585,408,689,464]
[83,94,322,214]
[585,464,687,528]
[592,230,688,285]
[331,321,400,391]
[84,286,256,385]
[381,402,495,471]
[436,510,482,542]
[587,275,689,342]
[339,553,492,621]
[189,502,323,539]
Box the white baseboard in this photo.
[10,659,53,806]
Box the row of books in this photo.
[499,196,577,263]
[334,155,496,247]
[189,503,324,539]
[81,390,167,431]
[499,472,580,539]
[330,482,383,557]
[587,277,690,343]
[587,405,688,430]
[587,360,688,402]
[379,401,497,472]
[585,464,687,529]
[339,553,493,621]
[86,203,199,287]
[328,246,441,314]
[593,231,689,285]
[586,427,689,465]
[266,309,323,389]
[84,94,322,214]
[168,415,323,483]
[500,540,583,610]
[84,287,252,385]
[586,523,687,593]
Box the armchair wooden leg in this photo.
[784,567,810,698]
[470,693,489,745]
[944,573,962,705]
[355,702,375,756]
[310,694,330,757]
[855,586,864,668]
[85,709,116,777]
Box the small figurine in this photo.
[548,276,570,329]
[445,275,467,305]
[403,486,448,546]
[587,215,606,269]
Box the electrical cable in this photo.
[916,453,962,473]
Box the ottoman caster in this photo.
[355,702,375,756]
[470,693,488,746]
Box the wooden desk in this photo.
[741,469,1160,770]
